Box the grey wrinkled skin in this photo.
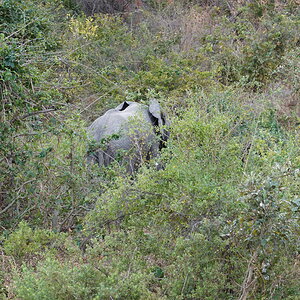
[87,100,169,173]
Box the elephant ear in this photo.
[149,99,163,127]
[149,99,170,142]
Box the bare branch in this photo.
[10,109,57,124]
[239,251,258,300]
[0,179,36,215]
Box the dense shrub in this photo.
[82,91,300,298]
[1,0,299,299]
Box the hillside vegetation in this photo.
[0,0,299,299]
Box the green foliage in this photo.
[207,6,300,89]
[3,221,68,260]
[14,258,100,300]
[0,0,48,38]
[0,0,83,229]
[123,54,215,99]
[230,167,300,298]
[82,89,300,298]
[13,251,155,300]
[1,1,300,299]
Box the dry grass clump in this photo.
[180,6,214,52]
[75,0,139,15]
[138,3,219,53]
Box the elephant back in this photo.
[88,102,152,141]
[87,100,168,173]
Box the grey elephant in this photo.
[87,100,169,173]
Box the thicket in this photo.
[1,0,299,299]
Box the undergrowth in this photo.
[1,0,299,299]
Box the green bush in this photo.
[13,252,155,299]
[82,90,300,299]
[3,221,71,260]
[1,1,300,299]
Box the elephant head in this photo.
[87,100,168,173]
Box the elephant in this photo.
[87,99,169,173]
